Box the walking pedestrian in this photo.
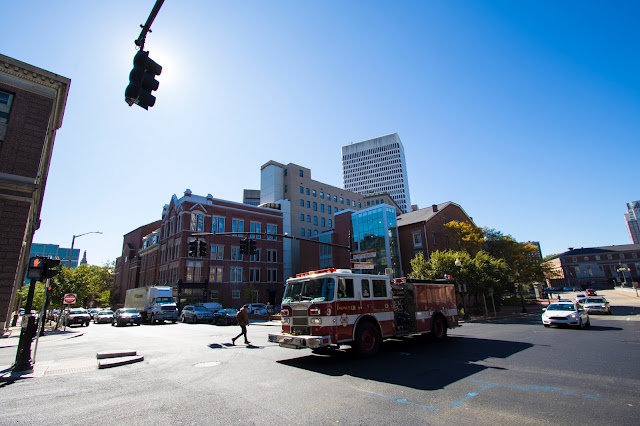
[232,305,250,345]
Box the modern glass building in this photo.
[30,243,80,268]
[350,204,402,277]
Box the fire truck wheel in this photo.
[430,315,447,341]
[353,321,381,357]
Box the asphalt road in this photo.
[1,290,639,425]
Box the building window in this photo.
[432,232,437,245]
[268,249,278,263]
[321,218,325,227]
[313,216,318,225]
[307,215,311,222]
[313,202,317,211]
[232,290,240,299]
[328,219,332,227]
[267,224,277,240]
[300,214,305,222]
[358,202,361,208]
[340,197,344,204]
[321,204,325,213]
[231,246,243,261]
[0,91,14,149]
[306,188,310,195]
[210,245,224,260]
[312,190,316,197]
[267,269,278,282]
[190,213,204,232]
[334,196,337,202]
[607,254,613,260]
[250,249,261,262]
[186,261,202,282]
[326,193,330,200]
[300,199,304,206]
[307,201,310,208]
[231,267,243,282]
[209,266,223,282]
[300,186,304,193]
[211,216,225,234]
[320,191,324,198]
[633,253,638,258]
[346,199,350,206]
[232,219,244,237]
[595,255,600,260]
[300,170,304,177]
[327,206,332,214]
[250,221,261,238]
[620,254,625,259]
[301,228,305,236]
[412,232,422,248]
[314,230,318,235]
[249,268,261,282]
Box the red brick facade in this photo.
[119,191,284,310]
[0,54,70,332]
[397,203,475,277]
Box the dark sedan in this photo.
[213,309,238,326]
[112,308,142,327]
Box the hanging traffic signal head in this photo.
[42,258,62,279]
[249,239,257,256]
[199,241,207,258]
[45,282,54,296]
[188,240,198,257]
[239,238,249,256]
[125,50,162,110]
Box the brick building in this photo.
[0,54,70,333]
[545,244,640,289]
[396,202,475,277]
[112,220,163,307]
[119,190,284,310]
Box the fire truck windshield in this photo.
[283,278,336,303]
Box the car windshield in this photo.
[283,277,336,302]
[585,298,604,303]
[100,310,114,315]
[220,309,236,314]
[121,308,137,314]
[69,309,86,314]
[194,306,209,312]
[547,304,576,311]
[154,297,174,303]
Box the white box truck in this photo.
[125,286,178,324]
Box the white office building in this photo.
[625,201,640,244]
[342,133,412,213]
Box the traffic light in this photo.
[188,240,198,257]
[44,282,54,297]
[42,258,61,279]
[199,241,207,258]
[249,239,257,256]
[27,256,45,280]
[125,50,162,110]
[239,238,249,255]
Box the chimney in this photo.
[568,247,574,251]
[432,204,438,212]
[411,204,418,211]
[184,188,192,197]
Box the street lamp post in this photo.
[68,231,103,268]
[455,258,469,319]
[517,271,526,313]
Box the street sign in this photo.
[63,293,77,305]
[353,261,374,270]
[352,250,376,261]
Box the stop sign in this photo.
[63,293,77,304]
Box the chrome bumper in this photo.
[268,333,331,349]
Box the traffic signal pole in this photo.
[134,0,165,51]
[12,276,38,373]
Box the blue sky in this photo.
[2,1,638,265]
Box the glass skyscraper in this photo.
[350,204,401,277]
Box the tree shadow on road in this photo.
[277,336,532,391]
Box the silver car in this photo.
[582,297,611,315]
[542,302,590,329]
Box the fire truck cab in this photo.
[268,268,459,357]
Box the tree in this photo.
[444,221,485,255]
[48,263,114,308]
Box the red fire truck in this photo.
[268,268,459,357]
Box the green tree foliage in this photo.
[444,221,485,255]
[45,263,114,308]
[17,281,46,311]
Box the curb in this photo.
[98,355,144,369]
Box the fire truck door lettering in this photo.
[340,313,348,327]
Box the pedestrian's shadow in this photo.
[208,343,263,349]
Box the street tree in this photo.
[444,221,485,255]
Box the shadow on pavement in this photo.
[277,336,532,391]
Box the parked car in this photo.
[63,308,91,327]
[94,309,114,324]
[112,308,142,327]
[87,308,101,319]
[572,287,581,292]
[181,305,214,323]
[586,289,597,296]
[213,309,238,326]
[247,303,267,315]
[541,302,590,329]
[583,297,611,314]
[562,287,572,291]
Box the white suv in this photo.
[247,303,268,315]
